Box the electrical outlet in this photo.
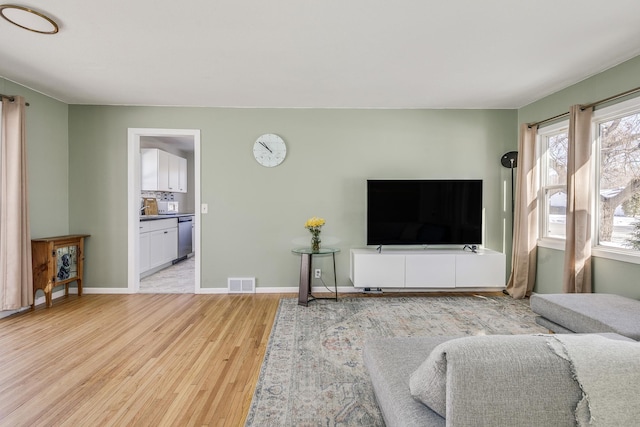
[314,269,321,279]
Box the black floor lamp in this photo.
[501,151,518,232]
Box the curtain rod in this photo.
[0,93,30,107]
[528,85,640,128]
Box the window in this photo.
[594,100,640,252]
[539,124,568,240]
[537,97,640,261]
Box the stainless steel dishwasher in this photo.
[177,215,194,261]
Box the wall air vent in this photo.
[227,277,256,294]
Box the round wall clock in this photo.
[253,133,287,167]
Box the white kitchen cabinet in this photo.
[140,218,178,276]
[350,248,505,290]
[148,228,177,268]
[141,148,187,193]
[140,231,150,273]
[178,156,187,193]
[168,154,180,192]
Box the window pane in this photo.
[541,130,568,240]
[598,112,640,249]
[547,133,568,186]
[545,188,566,238]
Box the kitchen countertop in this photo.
[140,213,195,221]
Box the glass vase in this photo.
[311,234,321,253]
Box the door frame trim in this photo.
[127,128,201,293]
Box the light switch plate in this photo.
[201,203,208,214]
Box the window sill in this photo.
[537,238,565,251]
[591,246,640,265]
[537,239,640,265]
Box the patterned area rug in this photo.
[245,295,547,426]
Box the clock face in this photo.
[253,133,287,167]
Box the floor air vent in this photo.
[228,277,256,294]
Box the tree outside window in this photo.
[598,112,640,250]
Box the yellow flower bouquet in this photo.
[305,216,325,252]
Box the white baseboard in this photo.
[1,288,76,318]
[3,284,495,319]
[82,287,132,294]
[256,286,298,293]
[353,287,505,293]
[255,286,357,294]
[195,287,229,294]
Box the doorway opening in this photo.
[127,128,201,294]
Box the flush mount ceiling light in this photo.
[0,4,58,34]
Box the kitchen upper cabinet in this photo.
[178,156,187,193]
[141,148,187,193]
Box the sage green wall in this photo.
[0,78,69,238]
[68,106,516,289]
[518,55,640,299]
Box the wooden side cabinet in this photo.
[31,234,89,308]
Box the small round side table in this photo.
[291,247,339,306]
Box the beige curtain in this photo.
[1,96,33,310]
[505,123,538,299]
[562,105,593,293]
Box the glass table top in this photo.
[292,247,340,255]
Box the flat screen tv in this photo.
[367,179,483,246]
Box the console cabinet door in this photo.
[352,253,404,288]
[405,254,456,288]
[455,253,506,287]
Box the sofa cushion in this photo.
[363,336,451,427]
[530,293,640,340]
[409,335,582,427]
[407,340,448,417]
[534,315,576,333]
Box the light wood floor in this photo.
[0,293,289,426]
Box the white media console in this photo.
[350,248,506,290]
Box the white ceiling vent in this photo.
[228,277,255,294]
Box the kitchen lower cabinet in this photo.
[140,218,177,276]
[148,228,177,268]
[140,232,150,273]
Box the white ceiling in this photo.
[2,1,640,109]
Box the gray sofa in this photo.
[530,293,640,340]
[363,333,637,427]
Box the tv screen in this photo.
[367,179,483,246]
